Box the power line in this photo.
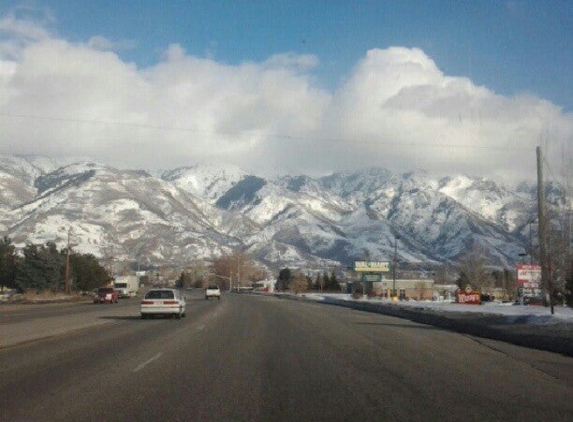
[0,111,537,154]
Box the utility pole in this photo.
[529,219,535,265]
[108,246,114,283]
[65,228,73,295]
[537,146,554,315]
[237,254,241,291]
[392,235,400,299]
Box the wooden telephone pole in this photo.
[64,228,75,295]
[537,146,554,314]
[109,246,114,281]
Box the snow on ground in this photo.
[304,293,573,323]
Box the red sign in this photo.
[456,286,481,305]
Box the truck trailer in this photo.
[113,275,140,298]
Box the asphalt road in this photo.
[0,291,572,422]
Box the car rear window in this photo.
[145,290,175,299]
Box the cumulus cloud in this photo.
[87,36,137,52]
[320,47,572,181]
[0,12,571,183]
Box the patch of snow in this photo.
[312,293,573,323]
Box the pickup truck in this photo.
[93,287,120,304]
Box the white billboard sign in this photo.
[354,261,391,273]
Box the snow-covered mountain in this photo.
[0,154,566,271]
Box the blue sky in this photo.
[0,1,571,180]
[42,0,573,111]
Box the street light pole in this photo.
[392,235,400,298]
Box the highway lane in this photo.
[0,299,129,323]
[0,291,572,422]
[0,295,147,347]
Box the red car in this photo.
[93,287,119,304]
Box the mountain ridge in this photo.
[0,154,565,272]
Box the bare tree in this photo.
[181,260,209,288]
[433,264,457,285]
[457,245,494,292]
[547,220,573,301]
[212,250,261,289]
[290,271,309,294]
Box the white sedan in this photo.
[140,289,186,319]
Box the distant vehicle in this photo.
[205,285,221,300]
[140,289,186,319]
[113,275,140,298]
[94,287,119,304]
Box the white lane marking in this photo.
[133,353,163,372]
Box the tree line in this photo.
[0,237,110,294]
[276,268,342,293]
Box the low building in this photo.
[371,279,435,300]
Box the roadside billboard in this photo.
[354,261,390,272]
[516,264,542,299]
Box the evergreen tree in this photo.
[70,253,110,291]
[176,271,194,288]
[277,268,292,291]
[327,271,340,291]
[176,271,185,288]
[315,273,324,291]
[0,237,17,291]
[306,274,313,291]
[16,242,65,292]
[322,271,330,290]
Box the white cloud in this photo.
[87,36,137,52]
[320,48,572,181]
[0,6,53,61]
[263,52,320,70]
[0,7,53,42]
[0,13,570,183]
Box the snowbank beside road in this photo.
[290,293,573,357]
[327,294,573,319]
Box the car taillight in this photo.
[141,301,154,305]
[163,301,178,305]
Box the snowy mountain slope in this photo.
[319,169,541,263]
[439,175,535,231]
[4,162,247,265]
[1,155,564,271]
[153,164,543,268]
[161,163,247,203]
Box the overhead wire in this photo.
[0,111,538,154]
